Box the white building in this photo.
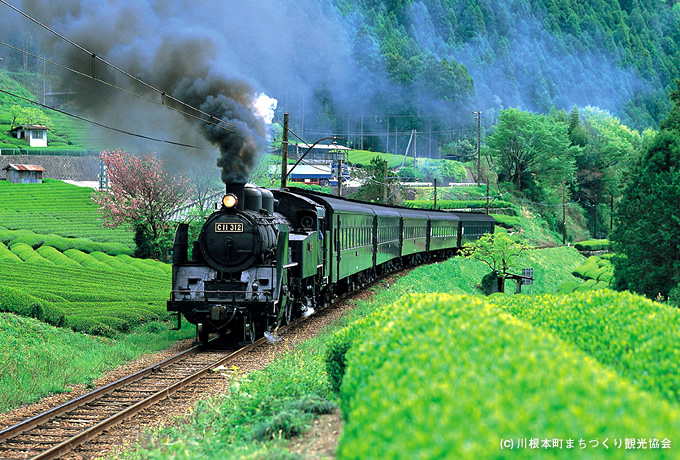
[10,125,48,147]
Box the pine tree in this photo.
[611,80,680,299]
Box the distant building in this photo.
[10,125,48,147]
[3,164,47,184]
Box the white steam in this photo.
[253,93,278,125]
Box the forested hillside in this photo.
[2,0,677,155]
[332,0,680,131]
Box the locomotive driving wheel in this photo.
[197,322,210,344]
[244,319,256,343]
[284,299,295,324]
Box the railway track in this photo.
[0,267,397,459]
[0,324,295,460]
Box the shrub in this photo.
[489,214,521,229]
[7,233,46,249]
[0,243,22,263]
[0,229,33,244]
[489,290,680,403]
[556,281,580,294]
[574,239,609,251]
[36,246,82,268]
[63,249,113,271]
[10,243,54,265]
[338,293,680,458]
[89,251,141,273]
[0,285,65,326]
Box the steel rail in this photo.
[32,336,270,460]
[0,343,202,444]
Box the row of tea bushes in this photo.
[404,199,517,213]
[557,255,614,293]
[574,239,609,251]
[0,239,166,274]
[0,228,132,255]
[488,290,680,404]
[0,180,133,246]
[0,260,169,336]
[329,293,680,458]
[0,286,66,327]
[56,301,165,336]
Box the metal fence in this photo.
[0,149,100,156]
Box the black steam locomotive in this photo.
[167,183,495,344]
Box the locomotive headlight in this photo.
[222,193,238,209]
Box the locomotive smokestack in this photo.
[225,183,246,210]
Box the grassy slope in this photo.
[0,179,190,413]
[0,69,94,150]
[0,313,193,412]
[0,179,133,246]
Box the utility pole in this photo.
[433,178,437,210]
[473,111,483,186]
[413,130,417,172]
[280,113,289,188]
[360,114,364,150]
[338,159,343,197]
[562,183,567,245]
[383,160,388,203]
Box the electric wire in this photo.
[0,0,239,133]
[0,41,229,132]
[0,88,208,149]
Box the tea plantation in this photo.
[0,180,169,336]
[0,179,134,246]
[330,291,680,459]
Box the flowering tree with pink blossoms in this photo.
[92,149,193,259]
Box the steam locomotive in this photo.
[167,183,495,344]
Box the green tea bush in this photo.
[489,214,521,228]
[488,290,680,403]
[575,279,597,290]
[36,246,82,268]
[561,255,614,293]
[404,199,517,214]
[325,314,376,392]
[10,242,54,265]
[116,254,167,275]
[337,293,680,458]
[7,233,46,249]
[0,229,33,244]
[89,251,141,272]
[574,239,609,251]
[556,280,580,294]
[63,249,113,271]
[42,234,134,255]
[0,286,66,326]
[0,243,22,263]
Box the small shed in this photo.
[3,164,47,184]
[10,125,48,147]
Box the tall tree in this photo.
[611,80,680,298]
[91,150,193,259]
[486,108,577,191]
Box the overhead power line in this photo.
[0,0,239,133]
[0,41,230,132]
[0,88,208,149]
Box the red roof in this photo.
[2,164,47,172]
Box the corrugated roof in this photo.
[2,164,47,172]
[9,125,48,131]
